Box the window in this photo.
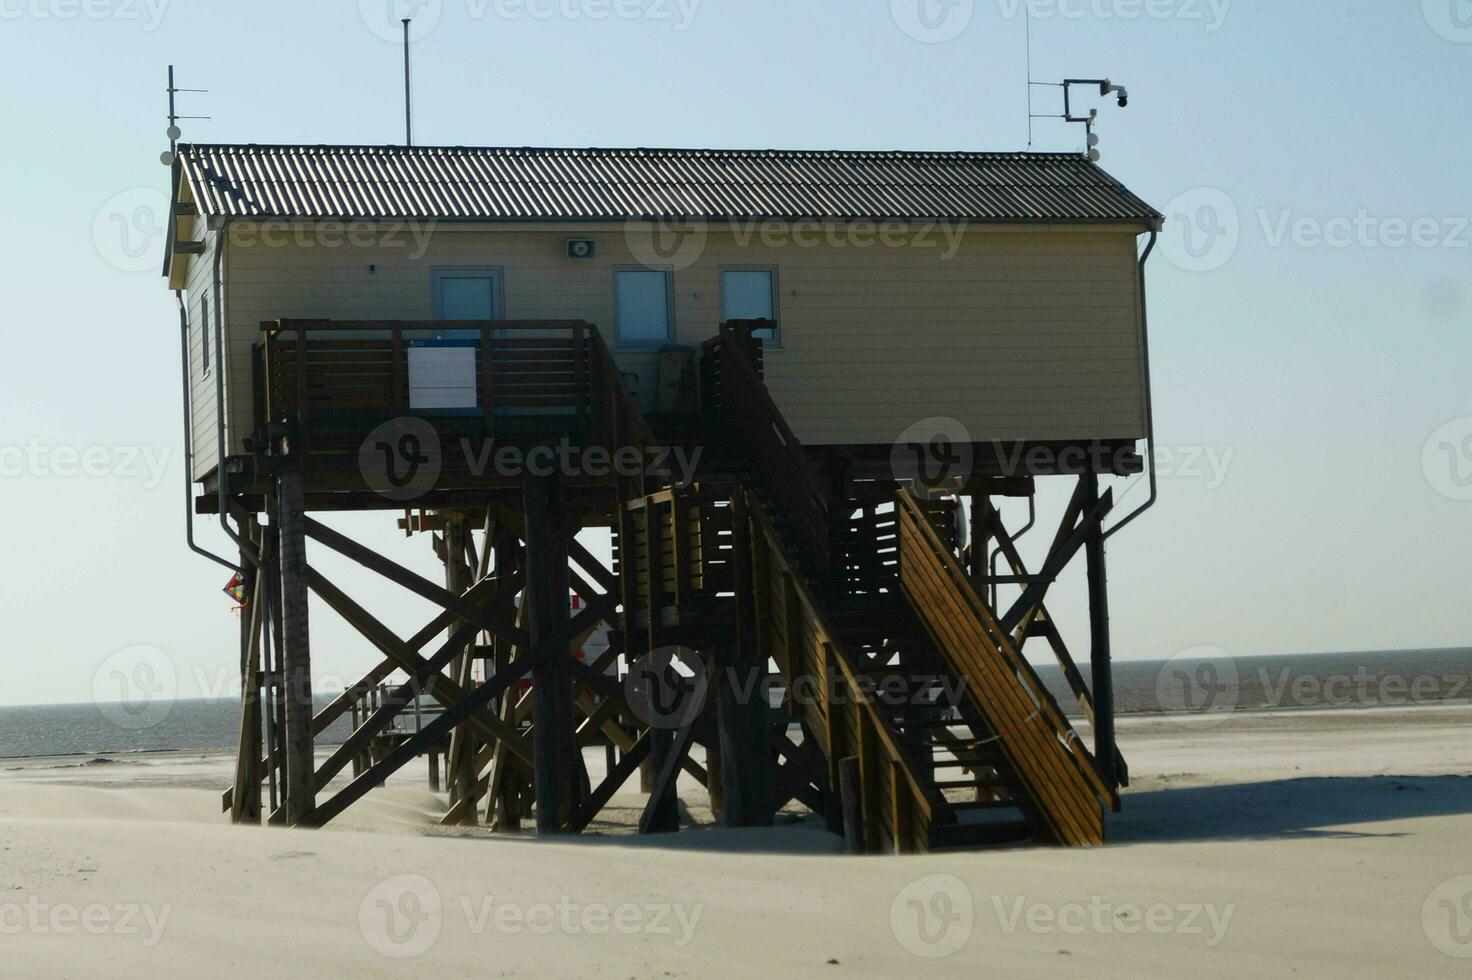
[200,295,210,375]
[614,269,674,348]
[721,268,779,345]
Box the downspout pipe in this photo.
[177,289,238,573]
[1104,228,1159,541]
[210,218,261,568]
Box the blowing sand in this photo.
[3,704,1472,978]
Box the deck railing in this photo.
[257,320,600,455]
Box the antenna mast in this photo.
[161,65,210,166]
[402,19,413,146]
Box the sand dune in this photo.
[3,705,1472,978]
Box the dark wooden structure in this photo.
[212,319,1129,852]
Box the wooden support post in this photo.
[443,514,479,823]
[276,472,316,827]
[703,707,724,819]
[524,470,574,835]
[638,720,697,835]
[1083,473,1119,795]
[714,491,775,827]
[231,517,265,824]
[838,756,864,855]
[488,528,524,831]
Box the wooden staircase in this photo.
[696,325,1114,851]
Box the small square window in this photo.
[615,269,674,348]
[721,268,780,345]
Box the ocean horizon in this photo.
[2,646,1468,762]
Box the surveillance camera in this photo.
[1117,91,1129,108]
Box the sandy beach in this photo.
[2,704,1470,978]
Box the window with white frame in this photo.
[720,268,779,344]
[614,268,674,348]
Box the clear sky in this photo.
[0,0,1467,706]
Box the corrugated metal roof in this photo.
[176,144,1160,225]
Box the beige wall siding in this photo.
[212,223,1146,465]
[184,222,222,480]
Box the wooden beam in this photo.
[276,472,315,827]
[231,523,268,824]
[307,653,537,829]
[302,515,530,648]
[524,470,578,835]
[638,719,697,835]
[998,487,1114,635]
[1084,474,1119,797]
[304,567,535,773]
[838,756,864,854]
[567,731,651,835]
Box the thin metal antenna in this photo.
[163,65,210,165]
[402,19,413,146]
[1025,11,1033,147]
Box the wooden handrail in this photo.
[706,326,832,578]
[896,488,1112,845]
[743,490,934,851]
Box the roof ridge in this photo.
[176,142,1090,160]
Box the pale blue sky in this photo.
[0,0,1467,706]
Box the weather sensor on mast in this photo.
[1029,78,1131,162]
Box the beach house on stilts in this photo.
[164,142,1162,851]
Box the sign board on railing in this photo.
[408,341,478,411]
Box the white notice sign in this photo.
[408,344,479,411]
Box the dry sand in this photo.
[3,704,1472,978]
